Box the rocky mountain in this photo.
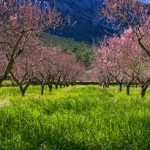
[46,0,114,43]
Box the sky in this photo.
[139,0,150,4]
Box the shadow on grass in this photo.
[99,88,114,98]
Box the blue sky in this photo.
[139,0,150,3]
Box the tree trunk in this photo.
[0,79,3,87]
[102,82,109,88]
[106,83,109,88]
[48,84,52,92]
[106,80,110,88]
[141,84,148,98]
[21,89,25,96]
[119,83,122,92]
[135,83,138,88]
[115,79,123,92]
[11,80,15,86]
[19,86,26,97]
[126,82,131,95]
[19,83,30,97]
[55,84,58,90]
[102,83,105,88]
[66,83,69,87]
[71,83,74,86]
[41,84,45,95]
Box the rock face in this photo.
[47,0,113,43]
[52,0,103,22]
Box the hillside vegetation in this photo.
[39,33,94,66]
[0,85,150,150]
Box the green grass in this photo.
[0,85,150,150]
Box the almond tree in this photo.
[49,48,67,89]
[33,47,60,95]
[119,28,150,97]
[68,61,83,86]
[94,25,150,97]
[0,0,16,17]
[94,27,150,97]
[0,0,61,84]
[93,32,130,91]
[99,0,150,96]
[10,37,41,96]
[59,54,83,87]
[51,50,83,89]
[119,29,142,95]
[93,48,112,88]
[0,50,7,83]
[137,60,150,97]
[93,35,126,90]
[100,37,125,91]
[101,0,150,58]
[33,47,83,95]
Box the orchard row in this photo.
[0,0,150,97]
[0,0,83,96]
[93,0,150,97]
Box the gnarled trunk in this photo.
[20,88,25,96]
[119,83,122,92]
[141,84,148,98]
[48,84,53,92]
[115,78,123,92]
[41,84,45,95]
[126,82,132,95]
[55,84,58,90]
[19,83,30,97]
[137,78,150,98]
[0,78,3,87]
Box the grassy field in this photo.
[0,85,150,150]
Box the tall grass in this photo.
[0,85,150,150]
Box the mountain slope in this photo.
[46,0,114,43]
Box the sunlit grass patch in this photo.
[0,85,150,149]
